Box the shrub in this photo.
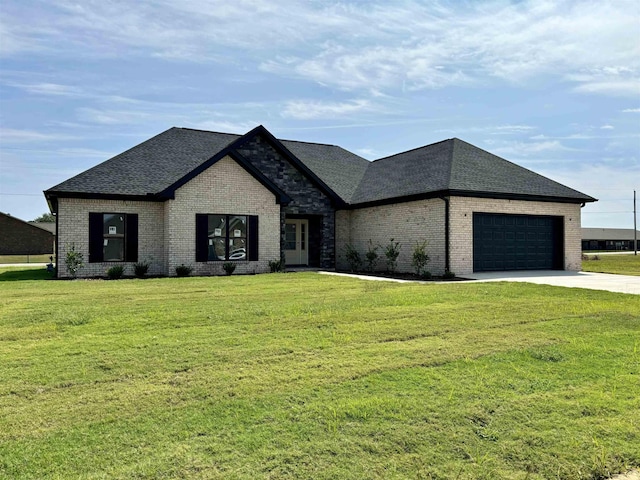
[421,271,432,280]
[364,240,380,272]
[384,238,401,273]
[269,259,285,273]
[223,262,236,276]
[65,244,84,278]
[107,265,125,280]
[412,241,430,276]
[175,264,193,277]
[344,244,362,272]
[443,270,456,280]
[133,260,150,278]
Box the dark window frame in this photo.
[196,214,258,262]
[88,212,138,263]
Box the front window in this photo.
[103,213,126,261]
[208,214,247,261]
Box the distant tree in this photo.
[33,213,54,222]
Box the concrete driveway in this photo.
[465,270,640,295]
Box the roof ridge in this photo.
[177,127,241,136]
[451,138,593,198]
[446,138,458,189]
[371,138,453,163]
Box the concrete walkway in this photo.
[460,270,640,295]
[321,270,640,295]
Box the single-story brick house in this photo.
[582,228,640,251]
[45,125,596,278]
[0,212,55,256]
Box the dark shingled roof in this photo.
[46,126,595,205]
[351,138,595,204]
[47,128,240,196]
[281,139,369,203]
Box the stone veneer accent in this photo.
[57,198,165,278]
[336,198,447,274]
[165,155,280,276]
[448,196,582,275]
[237,135,336,268]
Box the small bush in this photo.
[107,265,125,280]
[412,241,430,276]
[384,238,401,273]
[421,271,432,280]
[344,244,362,272]
[65,244,84,278]
[592,255,600,261]
[443,270,456,280]
[223,262,236,276]
[175,264,193,277]
[133,260,150,278]
[364,240,380,272]
[269,259,285,273]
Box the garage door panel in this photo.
[473,213,563,272]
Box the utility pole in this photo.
[635,190,637,256]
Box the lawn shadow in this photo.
[0,268,54,282]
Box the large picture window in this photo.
[196,214,258,262]
[89,212,138,263]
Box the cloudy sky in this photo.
[1,0,638,227]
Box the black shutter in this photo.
[195,214,209,262]
[88,213,103,263]
[125,214,138,262]
[248,215,259,261]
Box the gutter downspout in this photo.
[440,196,450,273]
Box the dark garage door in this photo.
[473,213,563,272]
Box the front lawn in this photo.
[582,253,640,276]
[1,271,638,479]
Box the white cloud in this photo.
[10,82,87,97]
[2,1,638,98]
[573,79,640,97]
[491,140,578,158]
[75,108,153,125]
[0,128,76,143]
[600,125,615,130]
[282,99,373,120]
[622,108,640,113]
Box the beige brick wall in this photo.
[57,198,165,278]
[336,198,446,274]
[448,196,582,275]
[165,156,280,276]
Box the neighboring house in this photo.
[582,228,640,251]
[45,125,596,278]
[0,212,55,256]
[28,221,56,235]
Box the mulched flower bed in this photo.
[335,270,469,281]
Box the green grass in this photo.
[0,266,54,281]
[582,253,640,276]
[0,254,53,264]
[1,270,639,479]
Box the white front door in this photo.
[284,219,309,265]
